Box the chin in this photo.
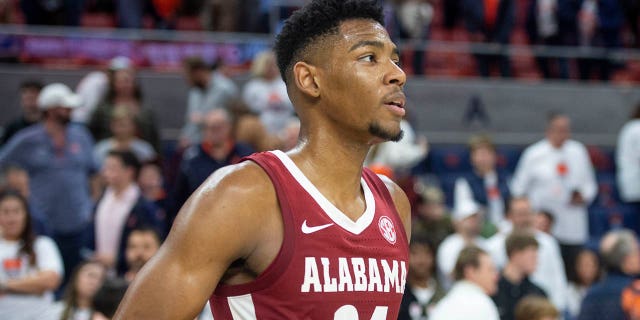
[368,122,404,142]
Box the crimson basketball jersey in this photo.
[209,150,409,320]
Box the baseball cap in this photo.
[38,83,81,110]
[109,56,133,71]
[452,199,481,221]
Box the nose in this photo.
[384,59,406,87]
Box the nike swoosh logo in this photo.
[301,220,334,234]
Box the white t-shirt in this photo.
[511,139,597,244]
[242,77,294,134]
[616,119,640,202]
[436,234,487,289]
[430,281,499,320]
[0,236,64,318]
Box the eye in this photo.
[359,54,376,63]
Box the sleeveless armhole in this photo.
[361,168,410,246]
[212,152,297,296]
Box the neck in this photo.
[475,167,494,177]
[44,119,66,141]
[76,296,91,309]
[24,110,40,122]
[288,121,371,221]
[503,262,525,283]
[112,182,133,195]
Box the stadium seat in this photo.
[428,145,471,175]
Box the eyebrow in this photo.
[348,40,400,57]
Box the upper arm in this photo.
[378,175,411,243]
[115,162,276,319]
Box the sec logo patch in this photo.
[378,216,396,244]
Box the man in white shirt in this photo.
[437,199,487,288]
[486,197,568,313]
[180,57,238,147]
[616,105,640,204]
[431,246,500,320]
[511,112,596,280]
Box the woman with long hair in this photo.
[0,189,64,318]
[55,260,107,320]
[88,68,161,152]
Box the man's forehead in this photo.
[338,19,391,45]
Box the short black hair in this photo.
[107,150,142,178]
[274,0,384,83]
[20,80,43,91]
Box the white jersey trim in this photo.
[228,294,258,320]
[270,150,376,235]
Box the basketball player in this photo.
[114,0,411,318]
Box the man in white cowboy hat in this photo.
[437,198,488,289]
[0,83,95,289]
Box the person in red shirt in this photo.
[114,0,411,319]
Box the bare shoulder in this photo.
[165,159,280,273]
[376,174,411,242]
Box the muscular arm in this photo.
[378,175,412,242]
[114,162,276,319]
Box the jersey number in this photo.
[334,305,388,320]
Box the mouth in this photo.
[383,94,406,117]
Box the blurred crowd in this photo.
[1,0,639,80]
[1,50,640,320]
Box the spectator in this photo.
[511,112,596,280]
[91,278,129,319]
[567,248,601,319]
[577,229,640,320]
[74,56,134,124]
[138,162,170,229]
[52,261,107,320]
[180,57,238,147]
[90,150,164,276]
[577,0,624,81]
[242,50,295,135]
[1,80,43,145]
[89,68,161,152]
[123,227,161,282]
[485,197,567,313]
[279,116,301,152]
[412,183,454,248]
[0,83,95,289]
[0,165,51,236]
[621,0,640,47]
[616,103,640,205]
[462,0,516,77]
[0,190,64,318]
[492,231,547,320]
[364,120,428,175]
[431,246,500,320]
[398,235,446,320]
[172,108,254,218]
[514,296,559,320]
[443,0,463,30]
[93,106,157,169]
[454,135,510,230]
[525,0,571,79]
[534,210,554,235]
[395,0,433,75]
[200,0,240,31]
[20,0,85,26]
[437,199,487,288]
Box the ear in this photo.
[292,61,320,98]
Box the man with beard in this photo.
[0,83,95,289]
[123,227,161,282]
[115,0,411,318]
[179,57,238,148]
